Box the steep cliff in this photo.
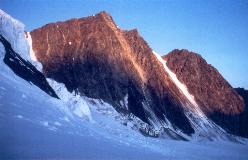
[164,49,246,137]
[30,11,195,135]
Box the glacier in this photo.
[1,67,248,159]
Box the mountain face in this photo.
[164,49,244,115]
[28,11,247,139]
[164,49,247,137]
[30,11,196,135]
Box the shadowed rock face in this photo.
[0,34,58,99]
[163,49,247,137]
[209,88,248,138]
[235,88,248,109]
[30,11,194,135]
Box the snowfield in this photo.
[1,67,248,159]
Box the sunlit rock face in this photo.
[164,49,247,137]
[30,11,247,138]
[30,11,195,135]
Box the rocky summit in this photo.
[26,11,247,138]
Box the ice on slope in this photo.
[0,9,42,71]
[25,30,43,71]
[0,9,30,61]
[26,32,37,61]
[47,78,92,121]
[0,9,91,128]
[153,51,204,117]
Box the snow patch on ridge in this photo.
[25,32,43,71]
[26,32,37,61]
[152,51,233,140]
[120,94,128,110]
[153,51,204,117]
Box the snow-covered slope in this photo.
[0,9,29,61]
[1,50,248,159]
[0,9,42,71]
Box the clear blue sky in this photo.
[1,0,248,88]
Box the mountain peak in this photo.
[28,11,248,138]
[164,49,202,60]
[96,11,111,17]
[94,11,116,25]
[30,11,198,135]
[164,49,244,115]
